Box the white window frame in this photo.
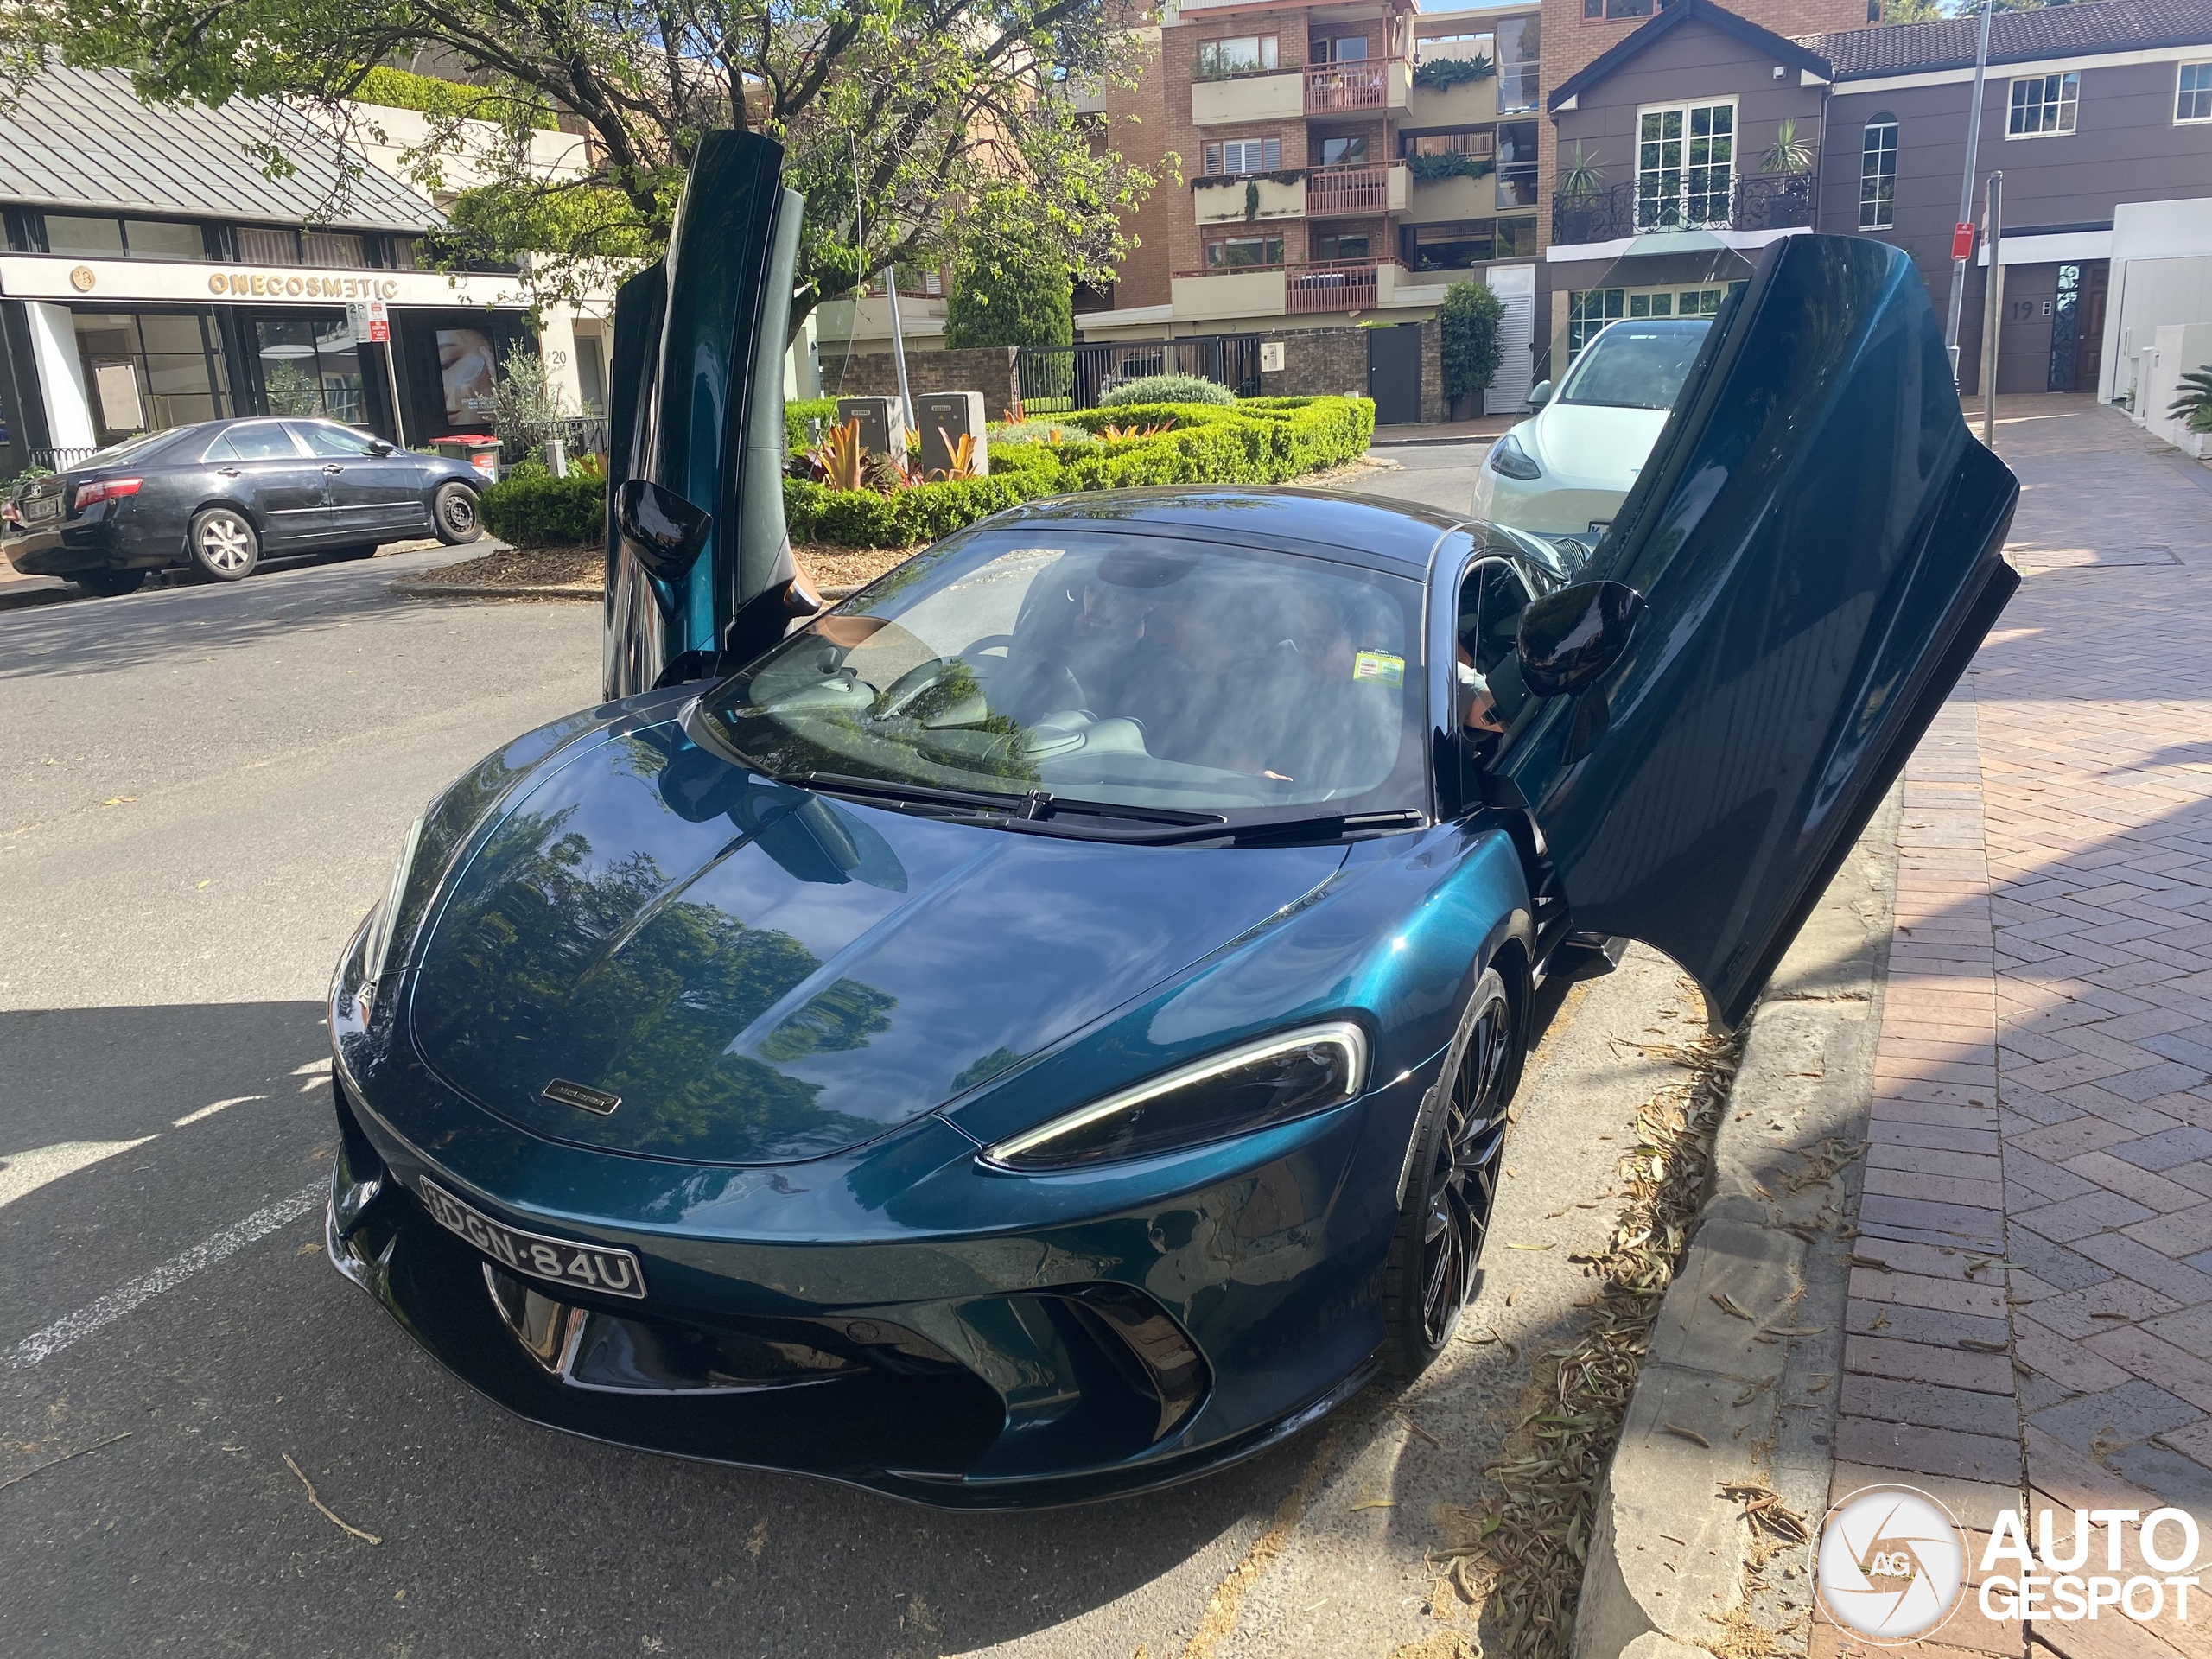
[2006,71,2078,138]
[1859,116,1898,231]
[2178,60,2212,124]
[1635,97,1738,232]
[1203,136,1281,175]
[1197,35,1279,79]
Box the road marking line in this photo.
[3,1182,322,1372]
[0,1139,158,1211]
[173,1096,265,1128]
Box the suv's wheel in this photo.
[1380,966,1520,1379]
[188,508,259,581]
[431,482,480,545]
[74,569,147,597]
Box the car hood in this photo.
[406,722,1348,1165]
[1527,403,1673,489]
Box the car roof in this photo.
[990,486,1466,575]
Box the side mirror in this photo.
[1525,379,1554,410]
[1516,580,1644,698]
[367,440,396,456]
[615,478,712,583]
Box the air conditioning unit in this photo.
[916,391,989,476]
[836,396,907,461]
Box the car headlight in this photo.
[983,1022,1369,1171]
[360,814,426,985]
[1487,433,1542,481]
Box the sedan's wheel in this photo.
[188,508,259,582]
[431,482,480,545]
[1381,966,1520,1379]
[73,569,147,597]
[333,543,379,561]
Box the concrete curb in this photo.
[0,578,72,611]
[390,579,602,601]
[1572,785,1904,1658]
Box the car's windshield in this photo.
[694,528,1427,824]
[1557,319,1711,411]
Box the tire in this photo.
[431,482,480,545]
[332,544,379,561]
[188,507,259,582]
[1379,966,1521,1380]
[73,569,147,597]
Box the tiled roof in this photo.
[1808,0,2212,79]
[0,63,445,231]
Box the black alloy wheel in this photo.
[432,482,480,545]
[1380,967,1519,1378]
[73,569,148,597]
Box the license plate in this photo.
[418,1179,647,1299]
[23,494,59,523]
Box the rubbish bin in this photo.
[433,435,502,481]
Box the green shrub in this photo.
[786,396,1375,548]
[992,419,1096,449]
[353,65,559,130]
[1440,282,1505,404]
[1099,374,1236,408]
[785,397,839,454]
[481,471,606,546]
[1411,54,1494,91]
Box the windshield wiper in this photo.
[802,771,1028,813]
[1215,808,1427,846]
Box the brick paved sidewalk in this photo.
[1814,397,2212,1659]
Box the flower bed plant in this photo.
[784,395,1374,550]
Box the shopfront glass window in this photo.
[72,311,229,443]
[237,226,302,264]
[255,317,367,424]
[124,219,206,260]
[46,216,126,257]
[304,232,368,268]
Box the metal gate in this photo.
[1366,323,1422,426]
[1015,335,1262,413]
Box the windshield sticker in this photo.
[1353,651,1404,687]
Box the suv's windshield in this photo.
[1558,319,1711,410]
[694,529,1427,823]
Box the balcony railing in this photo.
[1305,62,1387,112]
[1548,173,1818,246]
[1306,162,1390,217]
[1286,257,1402,314]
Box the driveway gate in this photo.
[1015,335,1262,413]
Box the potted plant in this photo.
[1761,119,1816,222]
[1554,143,1605,240]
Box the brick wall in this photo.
[1254,320,1446,423]
[817,346,1022,417]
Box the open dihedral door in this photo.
[604,130,806,700]
[1491,233,2021,1028]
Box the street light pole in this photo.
[1943,0,1998,384]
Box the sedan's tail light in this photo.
[73,477,143,512]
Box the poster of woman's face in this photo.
[437,329,496,420]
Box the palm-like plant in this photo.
[810,419,868,491]
[2170,366,2212,433]
[1556,142,1605,207]
[1762,119,1816,177]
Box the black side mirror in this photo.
[1516,580,1644,698]
[1525,379,1554,410]
[616,478,712,583]
[368,440,395,456]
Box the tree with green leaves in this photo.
[1440,282,1505,406]
[9,0,1161,341]
[943,195,1075,349]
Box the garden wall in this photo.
[1250,321,1446,425]
[817,346,1022,417]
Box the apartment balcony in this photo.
[1193,173,1306,226]
[1405,170,1496,224]
[1303,60,1410,115]
[1169,257,1408,321]
[1306,162,1410,218]
[1549,174,1818,248]
[1192,70,1306,128]
[1404,73,1497,128]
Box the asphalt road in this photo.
[0,447,1586,1659]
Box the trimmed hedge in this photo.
[784,395,1375,549]
[1099,373,1236,408]
[785,397,838,454]
[481,471,606,546]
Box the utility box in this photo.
[836,396,907,461]
[916,391,989,477]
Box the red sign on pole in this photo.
[367,297,390,343]
[1951,221,1977,261]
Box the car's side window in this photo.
[226,424,303,461]
[1454,557,1535,745]
[202,434,239,463]
[290,422,378,457]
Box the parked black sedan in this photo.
[3,416,485,595]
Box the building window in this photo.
[1859,115,1897,230]
[2006,72,2077,137]
[1205,235,1285,269]
[2177,62,2212,124]
[39,215,210,261]
[1497,121,1540,208]
[1196,35,1277,79]
[252,317,368,425]
[1637,100,1734,229]
[1407,130,1496,159]
[1496,216,1538,257]
[1310,35,1370,63]
[1626,285,1729,319]
[1585,0,1655,17]
[72,310,230,444]
[1567,288,1624,355]
[1315,134,1370,168]
[1407,219,1496,270]
[1495,16,1541,112]
[1313,232,1371,262]
[1203,137,1281,175]
[303,232,367,269]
